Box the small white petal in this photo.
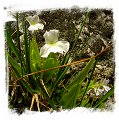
[40,44,51,57]
[103,85,111,92]
[40,44,62,57]
[40,44,63,57]
[43,30,59,44]
[40,40,69,58]
[28,23,44,31]
[26,15,41,25]
[32,15,39,24]
[26,16,34,25]
[94,88,104,96]
[56,41,70,54]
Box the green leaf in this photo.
[16,13,24,76]
[79,58,98,106]
[57,54,70,78]
[34,79,56,110]
[5,23,20,62]
[60,79,92,108]
[51,54,70,95]
[60,83,81,109]
[80,99,89,107]
[60,58,95,109]
[30,38,40,72]
[43,58,55,82]
[20,80,34,94]
[6,52,23,76]
[71,12,90,51]
[93,87,114,108]
[22,93,31,105]
[52,66,69,94]
[67,58,95,89]
[23,15,31,74]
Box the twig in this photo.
[30,94,35,111]
[30,94,40,112]
[40,79,49,96]
[16,43,112,82]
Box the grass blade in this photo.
[6,52,23,76]
[79,58,98,106]
[67,58,95,89]
[35,79,56,110]
[57,54,70,78]
[51,66,69,96]
[16,13,24,76]
[30,37,40,72]
[60,83,81,109]
[71,11,90,51]
[93,87,114,108]
[43,58,55,82]
[23,15,31,74]
[60,58,95,108]
[5,22,20,62]
[20,80,34,94]
[51,54,70,96]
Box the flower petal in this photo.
[40,44,63,57]
[26,15,40,25]
[40,44,51,57]
[94,88,104,96]
[103,85,111,92]
[43,30,59,44]
[32,15,39,24]
[40,40,69,58]
[28,23,44,31]
[56,41,70,53]
[26,16,34,25]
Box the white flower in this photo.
[103,85,111,92]
[94,79,111,96]
[94,88,104,96]
[103,79,111,92]
[40,30,70,58]
[26,15,44,32]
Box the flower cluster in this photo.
[20,15,70,58]
[88,79,111,97]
